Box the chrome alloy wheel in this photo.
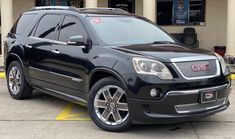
[94,85,129,125]
[8,66,21,95]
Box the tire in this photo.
[88,77,131,132]
[7,61,32,100]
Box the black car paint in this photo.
[4,9,231,124]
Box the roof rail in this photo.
[77,8,129,14]
[30,6,77,11]
[29,6,129,15]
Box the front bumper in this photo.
[127,83,231,124]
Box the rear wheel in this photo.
[7,61,32,99]
[88,77,131,132]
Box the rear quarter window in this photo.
[10,14,37,35]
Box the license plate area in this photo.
[200,90,217,104]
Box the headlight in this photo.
[132,57,173,80]
[214,53,227,74]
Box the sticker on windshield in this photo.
[91,18,102,24]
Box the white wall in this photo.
[98,0,108,7]
[13,0,35,22]
[135,0,143,16]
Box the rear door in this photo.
[26,14,62,87]
[49,15,90,98]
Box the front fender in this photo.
[89,67,128,90]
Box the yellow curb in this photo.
[231,74,235,80]
[56,103,91,121]
[0,72,6,79]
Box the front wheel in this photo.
[88,77,131,132]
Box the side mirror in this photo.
[67,35,85,46]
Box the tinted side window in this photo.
[58,16,86,42]
[11,14,37,35]
[35,14,61,40]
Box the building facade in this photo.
[0,0,235,66]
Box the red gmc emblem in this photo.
[191,64,210,72]
[205,92,214,99]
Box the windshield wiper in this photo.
[152,41,176,44]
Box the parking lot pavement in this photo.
[0,79,234,139]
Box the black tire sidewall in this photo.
[88,77,131,132]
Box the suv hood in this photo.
[112,44,216,63]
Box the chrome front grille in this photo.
[174,60,219,79]
[175,98,227,114]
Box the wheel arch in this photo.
[5,53,24,74]
[88,68,127,91]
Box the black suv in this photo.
[4,6,231,132]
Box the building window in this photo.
[35,0,84,8]
[108,0,135,13]
[157,0,205,26]
[68,0,84,8]
[189,0,205,24]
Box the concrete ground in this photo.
[0,79,234,139]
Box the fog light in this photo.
[150,88,159,97]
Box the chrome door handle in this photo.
[26,45,32,48]
[52,49,60,54]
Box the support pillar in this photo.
[143,0,156,22]
[85,0,98,8]
[226,0,235,56]
[0,0,13,66]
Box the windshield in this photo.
[88,16,175,45]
